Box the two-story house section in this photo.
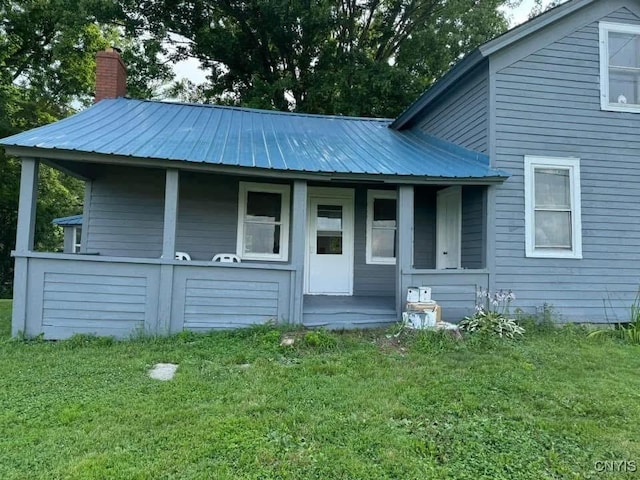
[393,0,640,322]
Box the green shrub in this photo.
[460,288,524,339]
[302,329,337,350]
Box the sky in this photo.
[172,0,556,84]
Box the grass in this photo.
[1,303,639,479]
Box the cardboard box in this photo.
[402,303,441,328]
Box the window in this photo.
[316,205,343,255]
[599,22,640,112]
[72,227,82,253]
[524,156,582,259]
[366,190,397,264]
[237,182,290,261]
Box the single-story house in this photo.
[2,0,640,338]
[52,215,83,253]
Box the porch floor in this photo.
[302,295,398,329]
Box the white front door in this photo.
[436,186,462,269]
[305,188,354,295]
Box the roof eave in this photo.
[479,0,596,56]
[2,145,509,185]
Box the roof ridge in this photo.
[117,98,393,123]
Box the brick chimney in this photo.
[95,47,127,102]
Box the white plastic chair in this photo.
[212,253,241,263]
[175,251,191,261]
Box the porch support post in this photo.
[161,169,180,259]
[13,157,40,336]
[15,158,39,254]
[485,185,497,293]
[79,180,92,253]
[290,180,308,324]
[396,185,414,316]
[157,168,180,335]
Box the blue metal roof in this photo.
[52,214,82,226]
[1,98,507,180]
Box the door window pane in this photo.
[317,235,342,254]
[317,205,343,255]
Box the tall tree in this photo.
[135,0,522,117]
[0,0,172,296]
[529,0,567,19]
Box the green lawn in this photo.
[1,302,639,479]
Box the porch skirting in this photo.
[13,253,295,339]
[303,295,397,329]
[12,253,488,340]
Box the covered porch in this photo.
[11,158,494,338]
[3,98,506,339]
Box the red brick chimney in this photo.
[95,47,127,103]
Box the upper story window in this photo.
[599,22,640,112]
[524,156,582,259]
[237,182,290,261]
[366,190,397,264]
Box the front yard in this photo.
[1,301,639,479]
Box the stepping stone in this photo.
[148,363,178,381]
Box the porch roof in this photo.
[52,214,82,226]
[0,98,507,181]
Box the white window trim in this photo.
[524,156,582,259]
[236,182,290,261]
[71,226,82,253]
[366,189,397,265]
[599,21,640,113]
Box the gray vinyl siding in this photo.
[413,186,437,269]
[353,186,396,296]
[402,271,489,321]
[87,169,396,294]
[176,171,238,260]
[86,166,165,258]
[171,266,292,330]
[42,271,146,335]
[415,62,489,153]
[26,257,160,338]
[22,255,293,339]
[461,186,486,269]
[493,6,640,322]
[86,167,290,261]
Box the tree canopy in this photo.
[0,0,171,296]
[134,0,522,117]
[0,0,531,296]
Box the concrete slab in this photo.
[148,363,178,381]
